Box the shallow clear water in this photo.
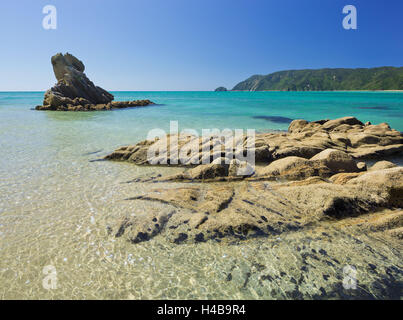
[0,91,402,299]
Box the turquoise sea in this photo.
[0,91,402,299]
[1,91,403,135]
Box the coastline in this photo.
[1,92,402,299]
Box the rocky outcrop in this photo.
[100,116,403,299]
[105,116,402,247]
[36,99,154,111]
[105,116,403,170]
[35,53,154,111]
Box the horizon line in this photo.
[1,90,403,93]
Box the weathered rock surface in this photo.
[347,167,403,207]
[101,117,403,299]
[328,172,363,185]
[35,53,154,111]
[256,156,333,180]
[102,116,403,299]
[136,148,365,183]
[114,166,401,244]
[228,159,255,177]
[179,162,230,180]
[369,160,397,171]
[102,195,402,299]
[311,149,363,173]
[106,117,403,252]
[105,117,403,169]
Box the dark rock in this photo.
[35,53,154,111]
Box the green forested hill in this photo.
[232,67,403,91]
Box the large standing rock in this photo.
[42,53,113,107]
[36,53,154,111]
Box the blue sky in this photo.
[0,0,402,91]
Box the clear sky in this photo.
[0,0,402,91]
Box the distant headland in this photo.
[229,67,403,91]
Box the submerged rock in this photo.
[114,168,401,244]
[35,53,154,111]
